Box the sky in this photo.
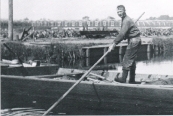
[1,0,173,21]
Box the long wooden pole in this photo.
[136,12,145,24]
[8,0,13,40]
[42,12,145,116]
[42,49,112,116]
[0,0,1,37]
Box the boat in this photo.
[1,63,59,76]
[1,67,173,115]
[0,59,57,68]
[1,59,42,68]
[1,59,19,64]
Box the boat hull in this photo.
[1,65,59,76]
[1,75,173,115]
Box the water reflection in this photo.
[2,47,173,74]
[136,51,173,75]
[1,94,56,116]
[1,93,107,115]
[1,107,46,116]
[59,51,172,73]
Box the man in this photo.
[109,5,141,83]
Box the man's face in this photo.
[117,9,125,18]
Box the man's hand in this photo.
[108,43,115,52]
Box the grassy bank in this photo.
[152,37,173,51]
[1,37,173,63]
[1,41,106,63]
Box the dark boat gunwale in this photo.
[1,74,173,90]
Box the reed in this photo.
[2,37,172,63]
[152,37,173,51]
[1,42,105,62]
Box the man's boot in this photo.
[114,69,128,83]
[129,68,136,83]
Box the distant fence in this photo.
[1,20,173,31]
[31,20,173,28]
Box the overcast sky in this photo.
[1,0,173,21]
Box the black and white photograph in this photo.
[1,0,173,115]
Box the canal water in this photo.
[1,51,173,115]
[59,51,173,75]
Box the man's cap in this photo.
[117,5,126,11]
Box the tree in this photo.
[82,16,89,20]
[24,17,29,22]
[147,17,157,20]
[158,15,170,20]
